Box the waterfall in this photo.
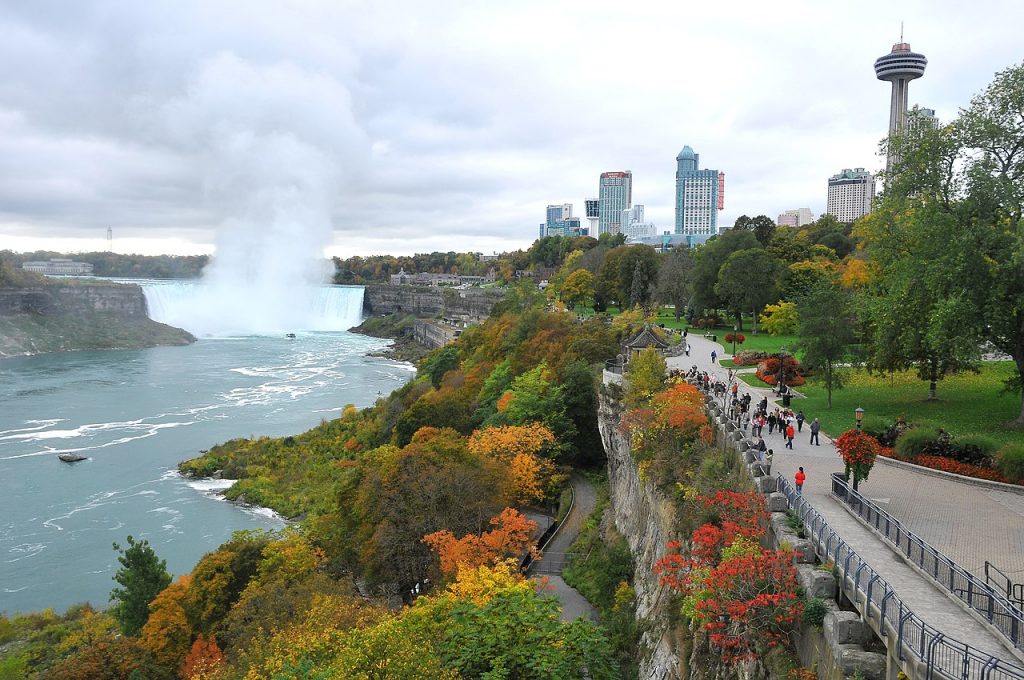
[141,281,365,337]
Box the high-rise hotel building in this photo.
[826,168,875,223]
[598,171,632,235]
[674,146,724,240]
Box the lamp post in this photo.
[777,346,786,395]
[732,324,738,355]
[855,407,865,432]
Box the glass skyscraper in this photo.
[598,171,632,235]
[674,146,723,239]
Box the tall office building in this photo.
[598,171,632,235]
[776,208,815,228]
[827,168,875,223]
[584,198,600,235]
[906,104,938,133]
[875,39,927,169]
[543,203,572,237]
[674,146,724,239]
[621,205,657,240]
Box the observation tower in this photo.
[874,39,927,137]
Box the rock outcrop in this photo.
[362,284,506,322]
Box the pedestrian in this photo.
[757,437,767,459]
[785,422,795,449]
[765,449,774,476]
[685,343,691,357]
[796,410,806,433]
[711,350,717,363]
[809,418,821,446]
[767,411,777,434]
[795,466,806,493]
[683,327,688,339]
[731,382,738,398]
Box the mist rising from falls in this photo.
[142,281,365,337]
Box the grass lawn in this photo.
[794,362,1022,445]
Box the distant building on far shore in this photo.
[21,259,94,276]
[598,171,633,235]
[777,208,816,227]
[826,168,875,223]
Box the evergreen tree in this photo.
[110,536,172,636]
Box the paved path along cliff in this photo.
[668,335,1024,664]
[527,472,599,622]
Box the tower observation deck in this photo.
[874,42,927,138]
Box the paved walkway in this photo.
[668,334,1023,664]
[528,472,599,622]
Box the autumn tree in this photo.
[139,576,193,670]
[423,507,538,577]
[560,268,594,310]
[180,634,224,680]
[468,423,557,504]
[110,535,172,636]
[624,347,666,408]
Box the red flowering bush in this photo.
[836,429,881,490]
[755,356,805,387]
[654,491,800,663]
[724,333,746,345]
[733,350,773,366]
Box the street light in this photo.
[732,324,738,355]
[777,345,786,395]
[855,407,865,432]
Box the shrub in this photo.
[995,443,1024,482]
[894,429,938,461]
[803,597,827,626]
[949,435,999,467]
[733,350,773,366]
[762,301,798,335]
[861,416,899,447]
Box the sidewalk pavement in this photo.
[667,333,1022,662]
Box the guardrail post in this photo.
[880,590,895,635]
[896,603,911,660]
[925,633,944,680]
[980,658,1000,680]
[867,574,880,619]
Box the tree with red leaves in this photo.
[836,429,882,490]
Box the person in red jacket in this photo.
[795,467,806,493]
[785,423,795,449]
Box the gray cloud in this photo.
[1,0,1023,256]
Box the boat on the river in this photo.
[285,333,296,339]
[58,453,87,463]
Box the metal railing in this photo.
[604,359,624,375]
[831,473,1024,653]
[986,562,1024,612]
[779,475,1024,680]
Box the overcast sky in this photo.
[1,0,1022,258]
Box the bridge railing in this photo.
[831,473,1024,654]
[779,475,1024,680]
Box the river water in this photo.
[0,283,412,615]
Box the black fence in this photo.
[780,475,1024,680]
[831,473,1024,654]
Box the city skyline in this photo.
[1,2,1022,257]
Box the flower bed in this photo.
[755,356,805,387]
[879,446,1023,486]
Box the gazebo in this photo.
[623,324,669,361]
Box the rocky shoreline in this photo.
[348,312,432,364]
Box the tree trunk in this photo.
[752,309,759,335]
[1015,354,1024,426]
[734,311,744,332]
[928,363,938,401]
[826,360,833,409]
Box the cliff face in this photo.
[0,283,194,358]
[362,284,506,322]
[0,285,148,317]
[598,391,687,679]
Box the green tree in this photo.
[795,281,857,408]
[110,536,172,636]
[733,214,777,246]
[690,230,760,313]
[625,348,666,408]
[421,346,460,388]
[714,248,784,332]
[655,246,695,320]
[766,227,812,264]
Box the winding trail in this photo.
[527,472,599,621]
